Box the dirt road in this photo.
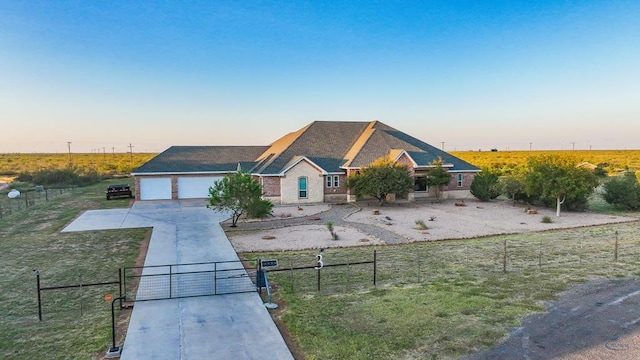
[465,278,640,360]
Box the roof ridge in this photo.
[342,121,378,168]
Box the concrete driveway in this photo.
[62,200,293,360]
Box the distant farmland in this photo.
[452,150,640,175]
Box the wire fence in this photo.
[259,225,640,295]
[26,223,640,319]
[255,252,377,295]
[0,187,76,219]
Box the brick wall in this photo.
[261,176,281,197]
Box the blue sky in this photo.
[1,1,639,153]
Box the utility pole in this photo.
[441,142,445,151]
[67,142,72,165]
[112,146,116,155]
[128,143,134,164]
[529,142,532,151]
[571,142,576,151]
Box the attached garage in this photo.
[177,176,222,199]
[139,177,172,200]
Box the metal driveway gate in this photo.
[123,260,257,302]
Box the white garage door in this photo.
[177,176,223,199]
[139,177,172,200]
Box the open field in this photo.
[0,178,147,360]
[2,150,639,180]
[452,150,640,175]
[0,153,156,177]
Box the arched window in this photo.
[298,177,308,198]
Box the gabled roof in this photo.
[133,121,480,176]
[132,146,269,174]
[254,121,370,174]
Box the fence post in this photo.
[35,269,42,321]
[503,239,507,273]
[169,265,173,299]
[373,250,377,286]
[614,231,619,262]
[346,256,351,292]
[118,268,123,307]
[79,276,83,317]
[289,258,294,293]
[213,263,217,295]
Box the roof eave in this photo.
[132,170,236,176]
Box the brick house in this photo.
[132,120,480,203]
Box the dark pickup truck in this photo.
[106,184,133,200]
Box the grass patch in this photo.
[0,178,148,360]
[247,218,640,359]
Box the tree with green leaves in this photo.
[602,171,640,210]
[523,155,598,217]
[207,171,273,227]
[346,157,414,205]
[499,175,526,205]
[470,169,500,201]
[424,158,452,200]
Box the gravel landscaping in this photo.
[226,199,638,252]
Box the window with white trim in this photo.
[457,173,463,187]
[326,175,340,188]
[298,177,308,198]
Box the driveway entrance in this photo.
[62,200,293,360]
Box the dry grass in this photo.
[0,178,147,360]
[247,220,640,359]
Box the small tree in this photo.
[346,157,414,205]
[523,155,598,217]
[499,176,526,205]
[602,171,640,210]
[424,158,452,200]
[470,169,500,201]
[207,171,272,227]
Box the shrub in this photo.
[15,167,101,187]
[326,221,334,233]
[415,220,428,230]
[470,170,500,201]
[245,198,274,219]
[541,216,553,223]
[602,171,640,210]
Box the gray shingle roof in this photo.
[132,146,269,174]
[133,121,479,175]
[255,121,369,174]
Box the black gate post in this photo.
[34,269,42,321]
[373,250,377,286]
[118,268,123,307]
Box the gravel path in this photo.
[224,203,411,245]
